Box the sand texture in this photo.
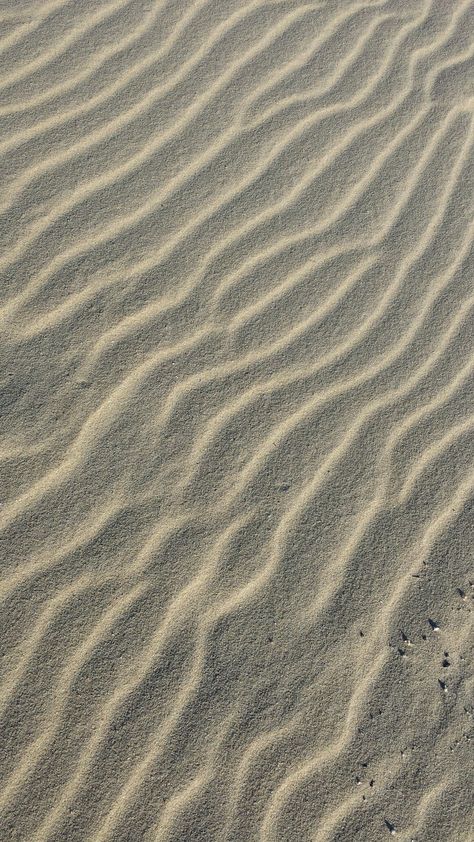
[0,0,473,839]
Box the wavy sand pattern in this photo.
[0,0,473,839]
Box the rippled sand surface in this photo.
[1,1,473,840]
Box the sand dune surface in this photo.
[0,0,473,840]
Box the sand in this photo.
[0,0,473,839]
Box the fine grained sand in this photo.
[0,0,473,839]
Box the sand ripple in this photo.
[0,0,473,840]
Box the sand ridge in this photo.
[0,0,473,839]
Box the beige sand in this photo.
[0,0,473,839]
